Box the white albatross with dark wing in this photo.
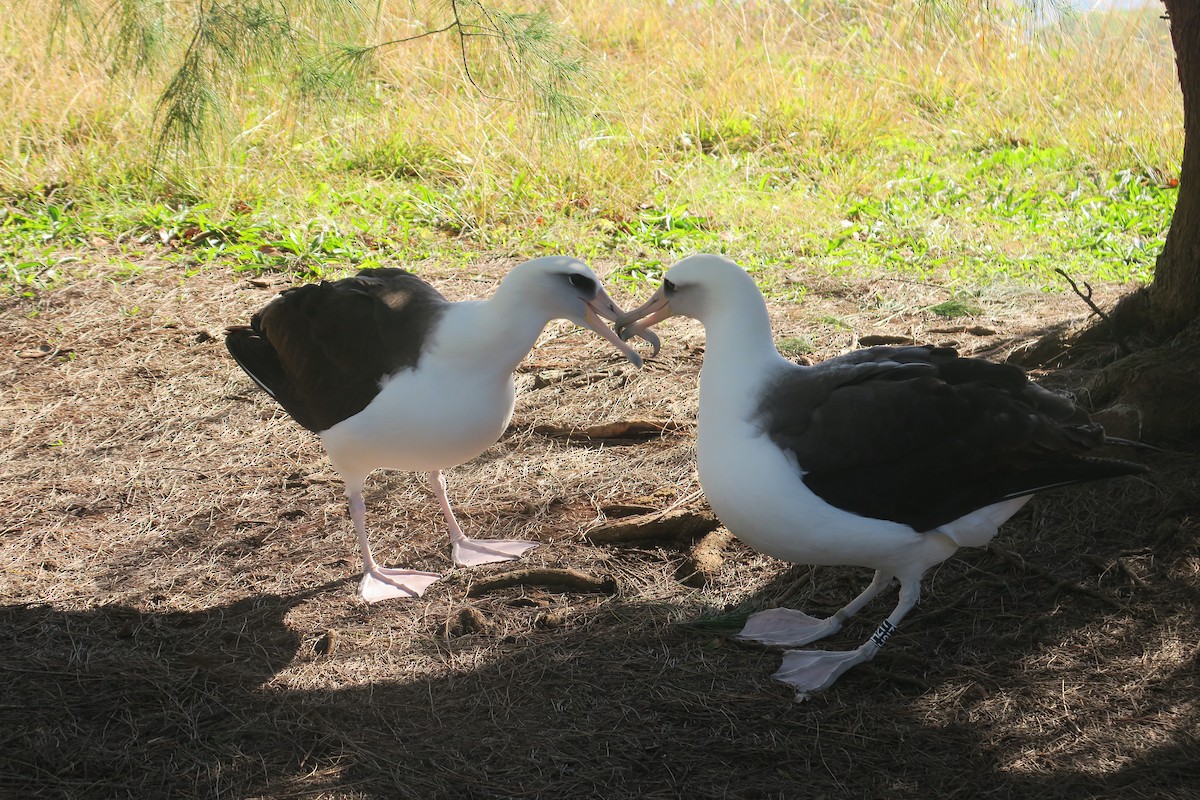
[617,254,1146,696]
[226,257,654,602]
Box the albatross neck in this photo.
[441,286,556,376]
[694,288,790,382]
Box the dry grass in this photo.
[0,1,1180,237]
[2,258,1197,798]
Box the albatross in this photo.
[617,253,1145,696]
[226,257,654,602]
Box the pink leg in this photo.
[737,570,894,647]
[430,470,538,567]
[772,577,923,698]
[349,487,440,603]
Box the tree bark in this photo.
[1151,0,1200,335]
[1059,1,1200,447]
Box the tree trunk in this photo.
[1151,0,1200,335]
[1021,2,1200,446]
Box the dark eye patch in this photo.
[568,273,596,293]
[663,278,676,294]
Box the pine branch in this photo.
[51,0,590,155]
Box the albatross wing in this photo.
[226,268,449,433]
[754,345,1146,532]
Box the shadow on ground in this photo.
[4,464,1198,800]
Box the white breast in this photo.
[321,366,515,479]
[319,303,522,481]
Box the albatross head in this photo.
[616,253,759,342]
[499,256,659,368]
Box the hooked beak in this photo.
[580,288,661,368]
[614,287,673,348]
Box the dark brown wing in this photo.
[755,345,1145,531]
[225,268,449,432]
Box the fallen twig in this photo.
[928,325,997,336]
[533,419,691,440]
[1054,267,1131,356]
[1080,553,1151,591]
[466,567,617,597]
[585,508,720,546]
[858,334,915,346]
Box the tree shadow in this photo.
[2,578,1196,798]
[3,455,1196,799]
[0,590,315,798]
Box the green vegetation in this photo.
[929,295,983,319]
[0,1,1181,296]
[776,336,816,357]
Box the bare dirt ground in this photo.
[2,257,1197,799]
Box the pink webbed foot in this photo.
[735,607,842,647]
[358,566,442,603]
[451,537,538,567]
[773,644,876,698]
[430,470,539,567]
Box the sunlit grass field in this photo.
[0,0,1181,294]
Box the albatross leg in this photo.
[736,570,894,647]
[431,470,538,567]
[772,577,922,697]
[349,488,441,603]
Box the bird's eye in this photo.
[568,273,595,293]
[663,278,676,294]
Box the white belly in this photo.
[321,366,515,480]
[696,415,953,577]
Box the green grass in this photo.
[1,143,1173,295]
[0,1,1181,295]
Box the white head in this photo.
[617,253,767,335]
[495,256,657,367]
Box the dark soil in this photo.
[2,259,1197,799]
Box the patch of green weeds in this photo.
[339,137,457,181]
[1,198,92,293]
[1,197,87,245]
[908,85,959,119]
[611,258,667,290]
[108,262,143,282]
[0,138,1174,299]
[686,113,762,153]
[4,255,78,293]
[776,336,814,356]
[627,198,717,252]
[817,315,851,329]
[809,145,1171,288]
[928,296,982,318]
